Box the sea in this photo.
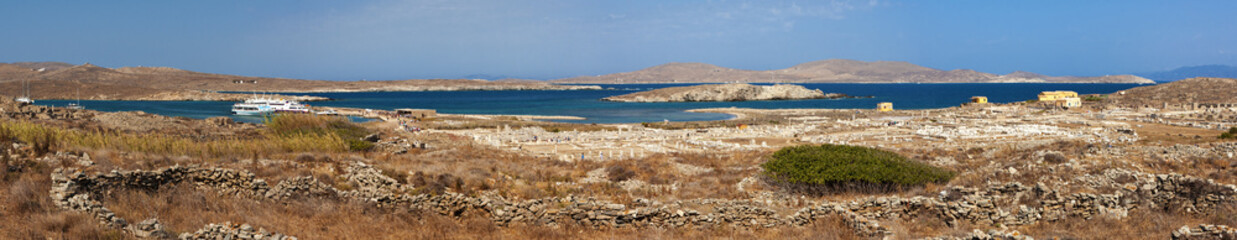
[35,83,1147,124]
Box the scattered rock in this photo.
[1172,224,1237,240]
[362,133,381,142]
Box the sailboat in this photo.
[15,77,33,104]
[66,85,84,110]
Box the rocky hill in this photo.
[602,83,850,102]
[1104,77,1237,106]
[555,59,1155,84]
[0,62,600,101]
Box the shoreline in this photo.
[310,106,587,122]
[558,82,1155,85]
[263,85,604,93]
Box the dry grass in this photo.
[1,119,351,158]
[1125,121,1227,145]
[370,142,581,199]
[0,162,128,239]
[99,178,863,239]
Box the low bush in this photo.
[761,144,955,187]
[1221,127,1237,139]
[1043,152,1068,164]
[606,165,636,182]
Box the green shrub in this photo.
[346,139,375,151]
[1219,127,1237,139]
[1083,95,1105,101]
[761,144,955,186]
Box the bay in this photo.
[35,83,1146,124]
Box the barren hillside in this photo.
[0,62,600,101]
[1104,77,1237,106]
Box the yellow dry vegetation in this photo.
[0,120,349,158]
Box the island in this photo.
[601,83,855,102]
[555,59,1157,84]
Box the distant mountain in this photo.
[553,59,1154,84]
[462,74,519,80]
[1137,65,1237,82]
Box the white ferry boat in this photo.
[230,97,311,115]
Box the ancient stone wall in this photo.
[48,161,1237,239]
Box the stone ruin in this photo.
[48,161,1237,239]
[1172,224,1237,240]
[1,100,92,120]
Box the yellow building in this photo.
[877,102,893,112]
[1037,91,1082,108]
[1038,91,1079,102]
[1054,97,1082,108]
[971,96,988,104]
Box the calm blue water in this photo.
[37,83,1146,124]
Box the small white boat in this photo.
[66,85,84,109]
[16,77,33,104]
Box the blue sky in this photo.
[2,0,1234,80]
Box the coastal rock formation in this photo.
[555,59,1156,84]
[0,97,92,120]
[602,83,849,102]
[1,98,260,139]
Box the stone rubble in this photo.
[1172,224,1237,240]
[179,222,296,240]
[0,100,92,120]
[924,229,1033,240]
